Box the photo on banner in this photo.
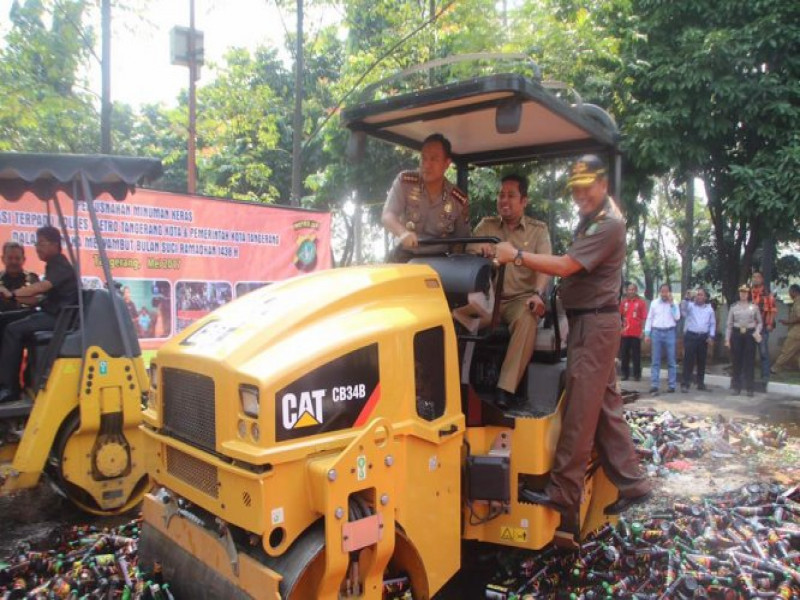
[176,280,233,333]
[118,279,172,339]
[235,281,272,298]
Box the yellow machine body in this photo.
[0,347,149,514]
[140,264,618,599]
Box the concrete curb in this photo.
[640,367,800,398]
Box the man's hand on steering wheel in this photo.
[398,230,419,249]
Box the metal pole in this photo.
[187,0,197,194]
[290,0,304,206]
[80,174,136,360]
[101,0,112,153]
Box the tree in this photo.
[615,0,800,301]
[0,0,98,152]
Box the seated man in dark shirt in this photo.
[0,226,79,403]
[0,240,40,312]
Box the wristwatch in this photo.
[514,248,524,266]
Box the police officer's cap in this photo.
[738,284,750,292]
[567,154,607,188]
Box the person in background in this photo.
[772,284,800,374]
[0,227,78,403]
[382,133,470,262]
[725,284,762,397]
[750,271,776,380]
[0,241,40,313]
[680,287,716,392]
[619,282,647,382]
[644,283,680,394]
[469,174,552,409]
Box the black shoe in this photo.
[604,490,653,515]
[0,387,16,404]
[697,384,708,391]
[495,388,516,410]
[621,376,629,381]
[680,385,689,393]
[648,387,659,395]
[667,388,676,394]
[520,489,568,512]
[634,376,641,382]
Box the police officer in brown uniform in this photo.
[494,155,651,515]
[382,133,470,262]
[725,284,763,396]
[471,174,552,408]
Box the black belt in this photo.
[686,330,709,336]
[566,305,619,318]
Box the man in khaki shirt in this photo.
[470,174,551,408]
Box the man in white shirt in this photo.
[644,283,680,394]
[680,287,716,392]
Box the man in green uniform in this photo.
[493,155,650,516]
[470,174,551,408]
[382,133,470,262]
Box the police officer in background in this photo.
[725,284,762,397]
[0,226,78,403]
[382,133,470,262]
[0,241,40,312]
[493,155,651,516]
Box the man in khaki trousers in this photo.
[469,174,551,409]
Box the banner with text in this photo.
[1,189,332,349]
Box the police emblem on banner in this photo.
[293,219,320,271]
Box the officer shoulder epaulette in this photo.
[450,186,467,205]
[479,216,502,227]
[525,216,547,229]
[401,171,421,184]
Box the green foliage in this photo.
[0,0,98,152]
[615,0,800,299]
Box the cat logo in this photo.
[282,388,326,430]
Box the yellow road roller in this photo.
[0,153,161,514]
[140,57,624,598]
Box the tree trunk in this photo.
[101,0,111,154]
[681,176,694,294]
[762,235,776,289]
[290,0,304,206]
[634,216,653,300]
[705,176,737,303]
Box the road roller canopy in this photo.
[0,152,163,201]
[340,54,620,168]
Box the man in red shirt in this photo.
[751,271,777,380]
[619,282,647,381]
